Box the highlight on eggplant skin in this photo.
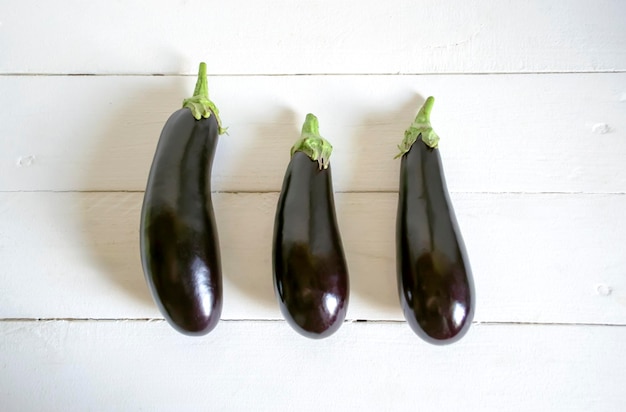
[395,96,475,344]
[140,62,224,336]
[272,114,349,339]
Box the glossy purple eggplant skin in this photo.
[397,135,474,344]
[273,151,349,339]
[140,108,222,336]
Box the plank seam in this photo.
[1,71,625,77]
[1,190,625,195]
[0,318,624,327]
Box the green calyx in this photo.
[291,113,333,169]
[182,62,226,134]
[395,96,439,158]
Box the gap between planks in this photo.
[1,70,625,77]
[0,318,624,327]
[0,190,626,196]
[1,190,625,195]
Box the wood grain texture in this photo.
[1,320,624,411]
[1,0,625,75]
[1,74,625,193]
[1,192,624,324]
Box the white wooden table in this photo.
[1,1,625,410]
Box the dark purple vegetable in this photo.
[273,114,349,339]
[396,97,474,344]
[140,62,226,336]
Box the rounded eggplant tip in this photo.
[164,301,223,337]
[404,309,473,345]
[418,325,471,346]
[287,317,345,340]
[168,315,221,337]
[281,295,348,339]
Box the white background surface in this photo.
[1,1,625,410]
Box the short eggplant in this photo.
[273,114,349,339]
[140,62,226,336]
[396,97,474,344]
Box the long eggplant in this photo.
[140,62,226,336]
[396,97,474,344]
[273,114,349,339]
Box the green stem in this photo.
[182,62,226,134]
[193,62,209,99]
[395,96,439,158]
[291,113,333,169]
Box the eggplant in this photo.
[273,114,349,339]
[396,97,474,344]
[140,62,226,336]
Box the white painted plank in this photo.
[1,74,625,193]
[0,321,623,411]
[1,192,624,324]
[1,1,625,75]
